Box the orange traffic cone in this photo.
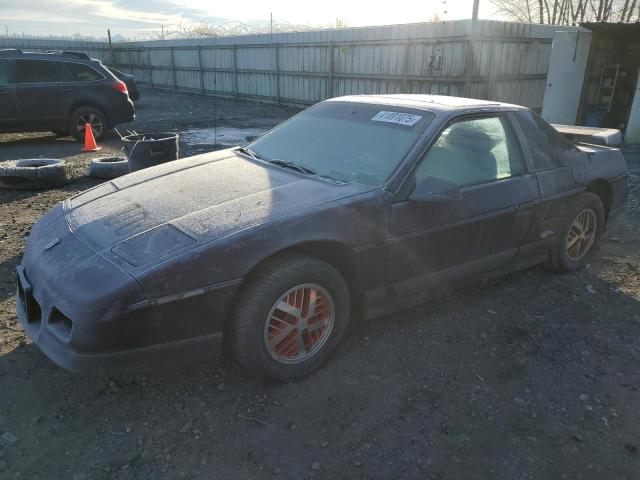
[82,123,101,152]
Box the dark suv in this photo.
[0,49,134,141]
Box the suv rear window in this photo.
[65,63,103,82]
[13,59,61,83]
[0,60,8,85]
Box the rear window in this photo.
[13,59,61,83]
[0,60,8,85]
[66,62,103,82]
[516,109,576,171]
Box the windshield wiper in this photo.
[269,159,317,176]
[236,146,261,159]
[238,148,317,176]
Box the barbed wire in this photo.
[0,18,353,42]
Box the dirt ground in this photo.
[1,88,639,480]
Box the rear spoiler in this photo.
[552,124,622,147]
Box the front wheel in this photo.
[70,107,108,142]
[548,192,605,273]
[229,254,351,381]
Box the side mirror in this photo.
[409,176,461,204]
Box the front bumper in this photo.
[16,265,229,374]
[16,204,235,373]
[17,296,222,374]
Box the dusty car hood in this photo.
[65,149,372,267]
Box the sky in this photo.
[0,0,502,39]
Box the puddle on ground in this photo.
[180,127,268,147]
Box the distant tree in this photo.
[490,0,640,24]
[334,18,349,28]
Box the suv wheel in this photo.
[229,254,351,382]
[70,107,107,142]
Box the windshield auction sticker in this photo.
[371,111,423,126]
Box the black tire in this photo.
[70,106,108,142]
[89,156,130,179]
[229,254,351,382]
[548,192,605,273]
[0,159,69,190]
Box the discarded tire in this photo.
[89,156,129,179]
[0,159,70,190]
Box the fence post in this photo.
[233,45,239,102]
[146,47,153,87]
[170,46,177,91]
[327,42,335,99]
[274,42,281,105]
[403,37,410,92]
[197,46,205,96]
[107,29,114,66]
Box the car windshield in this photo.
[247,101,435,186]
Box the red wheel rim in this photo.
[263,283,335,364]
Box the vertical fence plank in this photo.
[403,37,410,92]
[487,36,497,100]
[274,42,281,105]
[146,47,153,87]
[197,46,205,95]
[327,42,335,99]
[463,38,474,97]
[170,46,177,90]
[233,45,239,101]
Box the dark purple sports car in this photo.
[16,95,629,381]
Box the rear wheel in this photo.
[229,254,351,381]
[548,192,605,273]
[70,107,107,142]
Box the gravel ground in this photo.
[1,88,639,479]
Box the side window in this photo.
[516,109,575,171]
[0,60,8,85]
[13,60,60,83]
[66,63,103,82]
[413,116,524,188]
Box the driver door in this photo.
[387,113,539,300]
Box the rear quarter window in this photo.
[516,109,576,171]
[65,63,103,81]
